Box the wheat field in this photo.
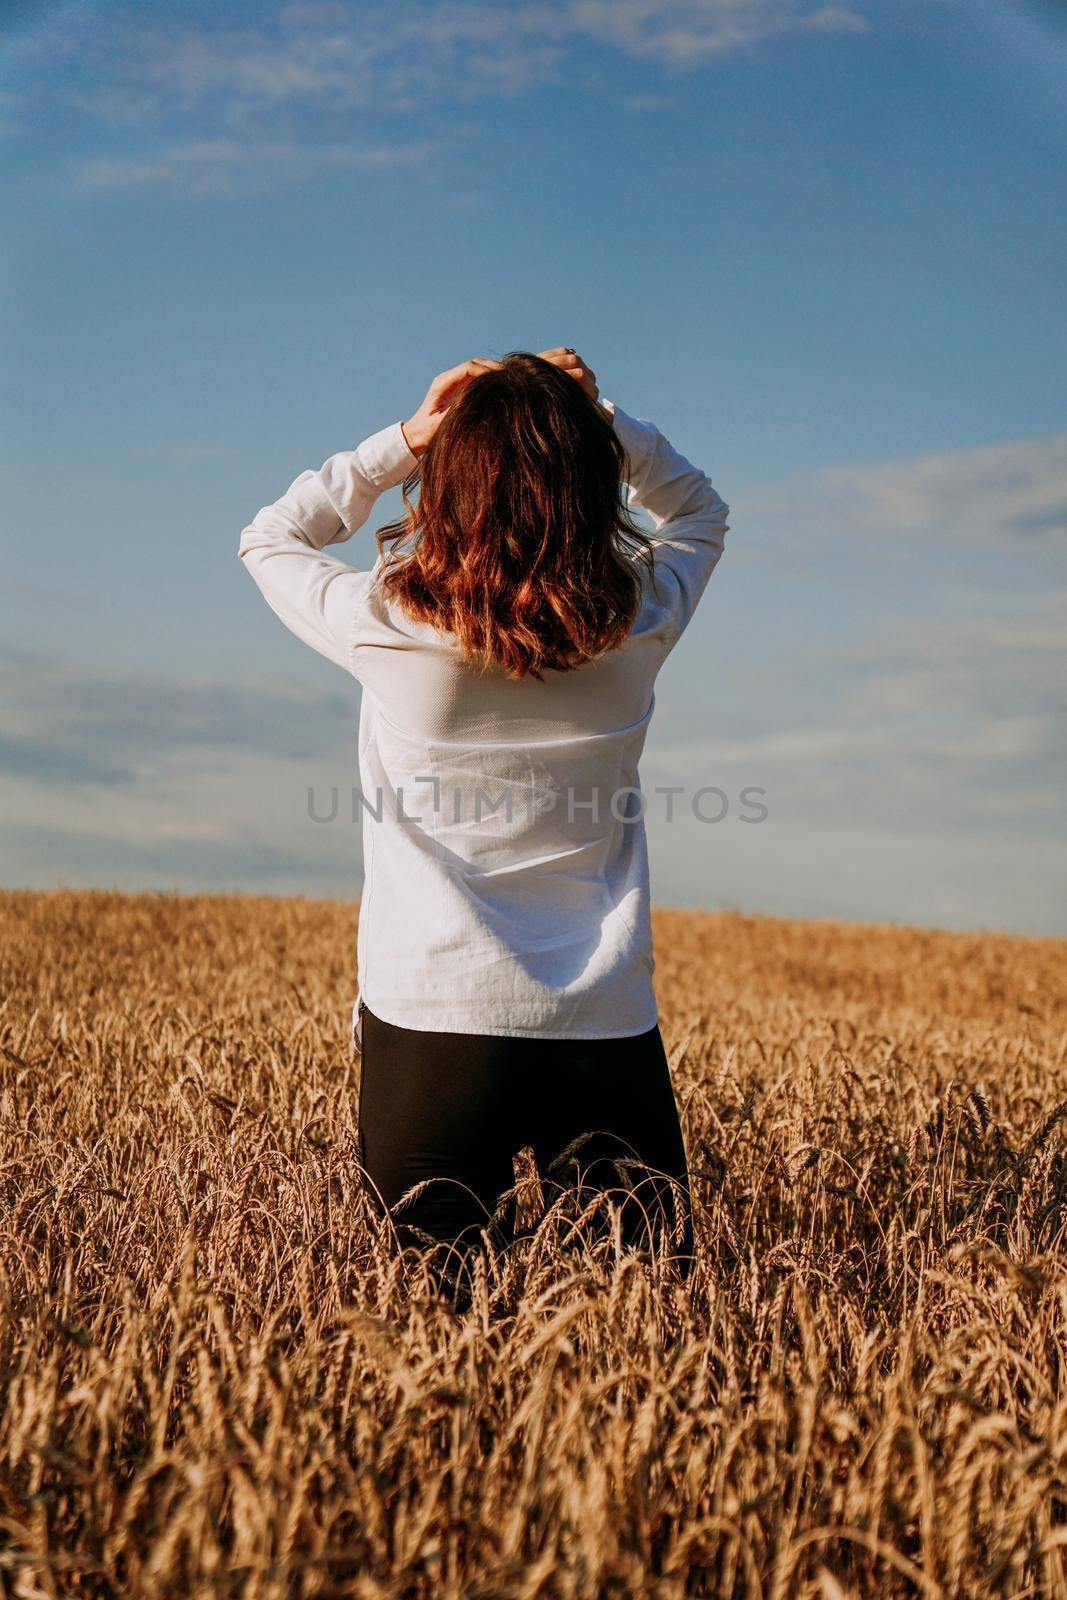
[1,888,1066,1599]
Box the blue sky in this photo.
[2,0,1065,934]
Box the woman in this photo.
[239,347,730,1292]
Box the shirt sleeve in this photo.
[237,419,420,671]
[602,399,730,649]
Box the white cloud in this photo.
[806,5,871,32]
[0,0,878,193]
[567,0,870,63]
[0,646,366,895]
[642,581,1066,910]
[747,430,1067,557]
[70,136,437,196]
[639,595,1067,933]
[2,0,878,191]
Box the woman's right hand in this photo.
[402,356,503,457]
[538,347,612,420]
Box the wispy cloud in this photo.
[639,583,1067,932]
[3,0,873,192]
[638,419,1067,932]
[649,585,1066,826]
[0,645,355,780]
[0,645,366,895]
[747,429,1067,557]
[565,0,870,64]
[71,136,437,197]
[80,0,872,112]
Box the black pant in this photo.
[356,1004,695,1291]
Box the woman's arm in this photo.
[602,399,731,646]
[239,360,500,667]
[237,420,418,670]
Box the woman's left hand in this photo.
[537,347,611,421]
[402,357,502,458]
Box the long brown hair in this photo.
[373,350,660,680]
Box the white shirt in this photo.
[239,400,730,1040]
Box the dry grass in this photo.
[2,888,1067,1598]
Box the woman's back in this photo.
[238,393,730,1039]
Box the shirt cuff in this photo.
[356,419,420,490]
